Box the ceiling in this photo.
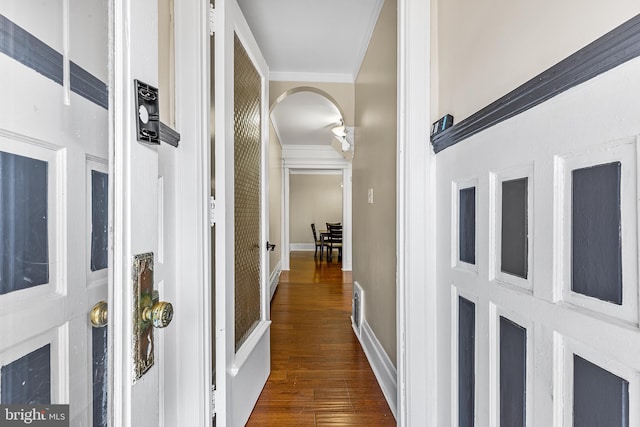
[237,0,384,151]
[237,0,384,82]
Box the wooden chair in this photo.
[310,223,323,259]
[326,223,343,262]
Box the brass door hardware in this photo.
[90,301,108,328]
[133,252,173,381]
[141,291,173,328]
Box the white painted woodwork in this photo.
[436,56,640,426]
[0,2,109,425]
[112,0,167,425]
[158,0,212,426]
[396,0,433,425]
[213,0,271,425]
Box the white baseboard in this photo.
[358,319,398,419]
[269,261,282,300]
[289,243,315,251]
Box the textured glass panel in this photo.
[574,355,628,427]
[572,162,622,304]
[234,33,262,351]
[458,297,475,427]
[0,151,49,295]
[459,187,476,264]
[1,344,51,404]
[91,171,108,272]
[500,317,526,427]
[501,178,528,278]
[92,326,108,427]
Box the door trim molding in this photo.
[281,159,352,272]
[164,0,211,425]
[397,0,434,425]
[431,13,640,153]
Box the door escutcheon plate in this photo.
[133,252,156,381]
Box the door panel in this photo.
[0,1,110,425]
[213,1,271,425]
[439,57,640,426]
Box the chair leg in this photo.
[314,245,318,258]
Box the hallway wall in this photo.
[434,0,640,122]
[353,0,397,365]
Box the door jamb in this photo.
[396,0,434,425]
[162,0,212,425]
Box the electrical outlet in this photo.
[367,188,374,204]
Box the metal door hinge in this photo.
[209,196,216,226]
[211,385,216,415]
[209,4,216,36]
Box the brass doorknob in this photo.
[142,301,174,328]
[90,301,108,328]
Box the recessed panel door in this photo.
[0,1,110,425]
[439,59,640,426]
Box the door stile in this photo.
[213,0,233,423]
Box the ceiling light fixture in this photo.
[331,125,346,137]
[331,118,346,138]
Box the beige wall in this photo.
[268,123,282,273]
[353,0,397,365]
[289,174,343,244]
[434,0,640,122]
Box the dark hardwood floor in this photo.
[246,251,395,426]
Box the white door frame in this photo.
[396,0,434,426]
[112,0,211,425]
[162,0,212,426]
[281,146,352,271]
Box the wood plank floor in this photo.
[246,252,395,426]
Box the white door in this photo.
[212,0,271,425]
[0,1,111,426]
[437,58,640,426]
